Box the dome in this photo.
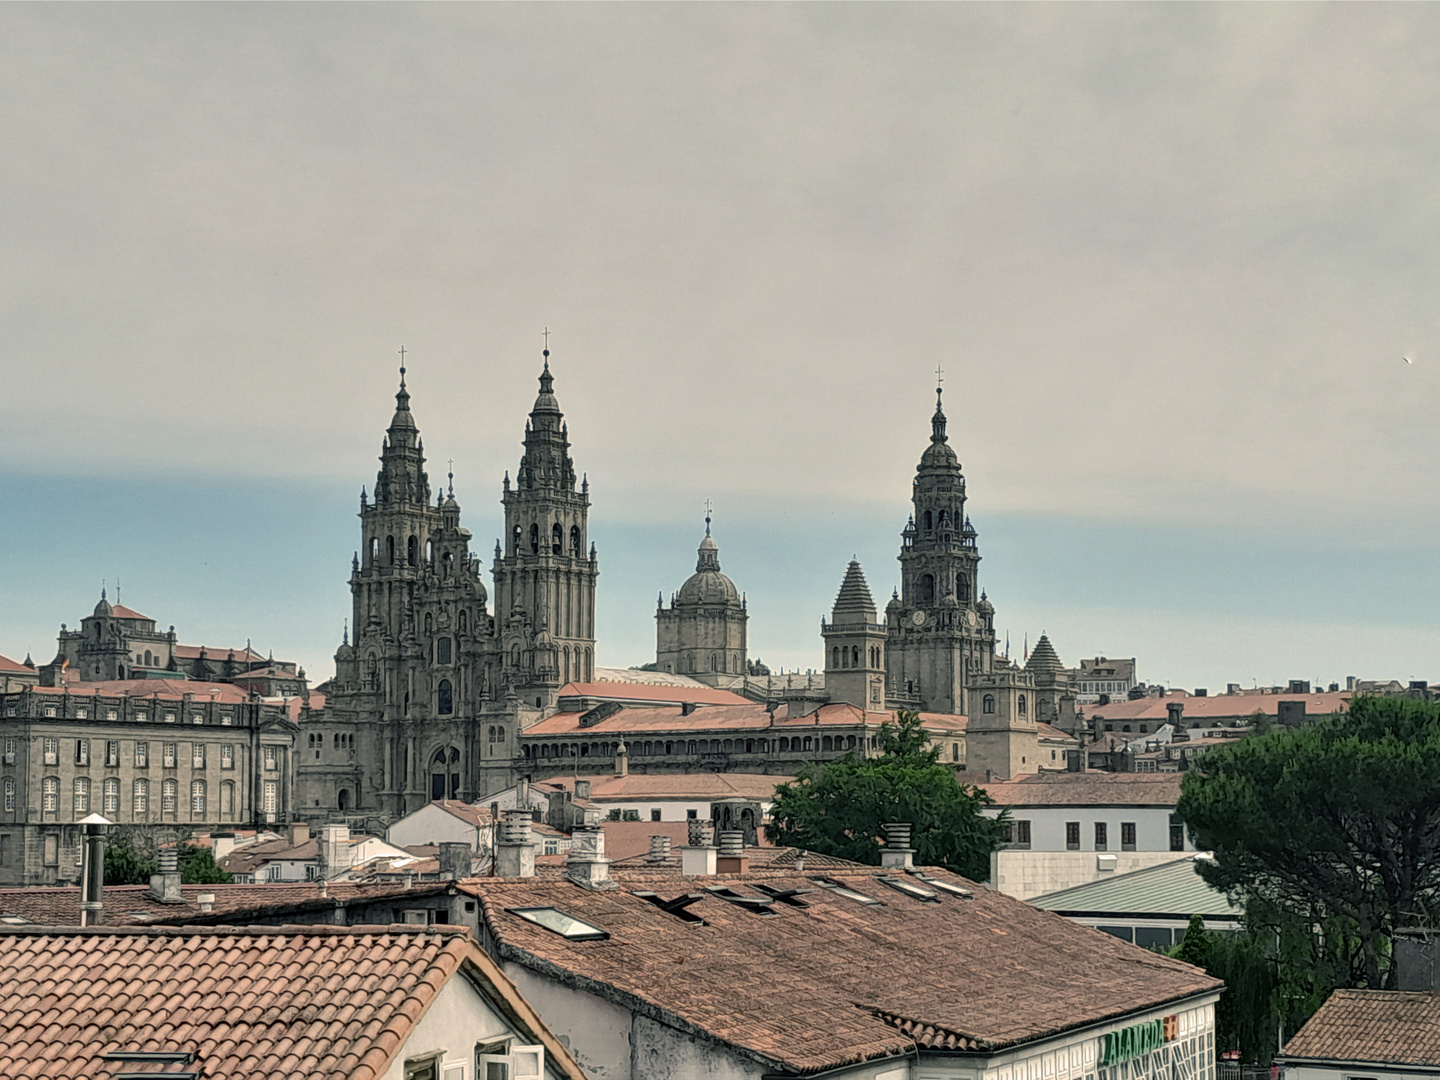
[977,593,995,615]
[675,528,741,607]
[93,590,112,617]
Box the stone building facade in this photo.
[884,385,1001,715]
[302,351,598,821]
[0,682,298,885]
[654,516,748,683]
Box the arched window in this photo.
[832,646,840,669]
[191,780,206,816]
[1017,695,1027,715]
[822,736,833,751]
[407,536,417,565]
[73,778,89,814]
[161,778,178,815]
[562,646,571,683]
[571,525,581,556]
[337,788,349,813]
[803,736,813,751]
[953,743,960,761]
[552,522,562,554]
[221,780,235,817]
[41,776,58,812]
[938,509,949,527]
[529,524,540,554]
[458,610,468,632]
[144,650,153,667]
[584,647,591,680]
[387,536,396,564]
[133,779,149,816]
[431,749,449,801]
[919,573,935,606]
[512,524,522,554]
[852,645,860,667]
[103,777,119,814]
[710,654,718,671]
[983,694,996,715]
[923,510,933,531]
[426,540,434,563]
[443,551,454,575]
[437,680,453,715]
[370,537,379,564]
[779,738,790,752]
[744,740,754,753]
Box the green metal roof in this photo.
[1030,856,1242,919]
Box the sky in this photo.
[2,4,1438,691]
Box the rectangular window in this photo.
[221,781,234,817]
[1170,815,1186,852]
[43,739,58,767]
[75,739,89,766]
[650,808,662,822]
[135,741,149,768]
[192,714,204,725]
[192,743,205,769]
[1015,819,1031,848]
[2,736,13,764]
[103,778,120,815]
[263,780,277,814]
[221,744,234,770]
[1094,822,1108,851]
[264,746,278,771]
[219,714,232,726]
[191,780,206,816]
[1065,821,1081,850]
[3,778,14,812]
[134,780,149,816]
[42,777,58,812]
[686,808,698,820]
[162,779,177,815]
[1121,822,1137,851]
[73,778,89,815]
[106,741,120,767]
[162,743,177,769]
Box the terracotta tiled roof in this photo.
[172,644,268,662]
[980,771,1183,807]
[29,679,253,703]
[558,681,751,705]
[1090,691,1351,722]
[431,800,501,828]
[108,604,152,620]
[524,701,967,736]
[0,881,438,927]
[0,653,33,674]
[467,865,1219,1073]
[542,772,791,801]
[0,924,587,1080]
[1281,989,1440,1067]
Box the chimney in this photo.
[196,892,215,913]
[317,824,353,880]
[1066,747,1088,772]
[495,810,537,878]
[516,778,530,809]
[147,846,184,905]
[680,819,717,876]
[646,835,672,865]
[438,841,471,880]
[574,779,591,800]
[565,824,615,889]
[716,830,748,874]
[78,814,109,926]
[288,821,310,847]
[880,822,914,870]
[1166,701,1184,730]
[615,741,629,777]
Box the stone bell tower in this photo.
[822,560,888,711]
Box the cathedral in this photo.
[298,348,1075,823]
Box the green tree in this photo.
[1177,695,1440,990]
[104,842,157,886]
[176,843,233,884]
[103,834,234,885]
[765,711,1008,880]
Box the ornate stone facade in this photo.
[654,516,748,684]
[304,351,598,820]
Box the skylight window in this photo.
[752,883,813,908]
[633,890,707,924]
[0,914,30,925]
[908,872,974,899]
[703,884,778,915]
[507,907,609,940]
[816,879,883,906]
[877,876,940,902]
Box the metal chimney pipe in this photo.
[79,818,108,926]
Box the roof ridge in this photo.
[0,923,475,938]
[868,1006,992,1051]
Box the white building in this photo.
[387,799,500,852]
[980,772,1195,900]
[532,772,786,824]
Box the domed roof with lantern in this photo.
[674,513,742,608]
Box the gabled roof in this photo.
[557,681,750,705]
[467,865,1219,1074]
[525,701,967,736]
[1281,988,1440,1067]
[0,924,587,1080]
[0,653,34,674]
[980,771,1183,807]
[28,679,253,703]
[1090,690,1351,721]
[542,772,790,801]
[431,799,502,827]
[108,604,152,621]
[1030,855,1241,920]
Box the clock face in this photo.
[911,609,927,627]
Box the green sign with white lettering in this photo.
[1099,1019,1164,1066]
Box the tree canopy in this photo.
[1177,695,1440,989]
[765,710,1008,880]
[103,834,234,886]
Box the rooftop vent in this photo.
[880,822,914,870]
[579,701,622,728]
[646,835,672,864]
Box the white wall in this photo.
[592,796,774,824]
[389,803,496,852]
[381,964,556,1080]
[982,806,1190,854]
[505,962,637,1080]
[990,850,1190,900]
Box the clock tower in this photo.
[884,383,997,715]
